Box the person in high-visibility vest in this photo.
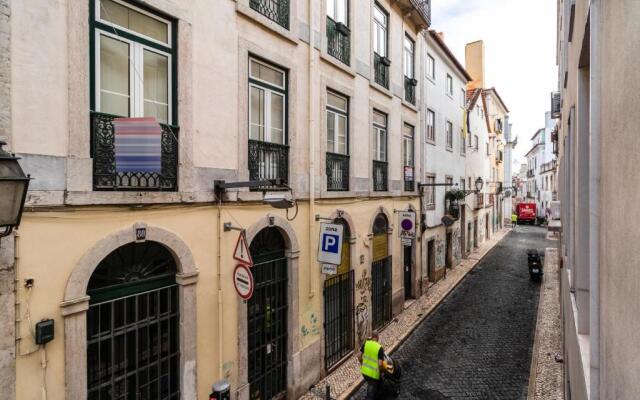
[358,331,385,400]
[511,213,518,228]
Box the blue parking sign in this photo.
[318,223,343,265]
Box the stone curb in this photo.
[338,228,512,400]
[527,250,547,399]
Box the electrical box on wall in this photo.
[35,319,54,345]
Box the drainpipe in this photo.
[216,205,224,377]
[589,1,600,397]
[308,0,317,298]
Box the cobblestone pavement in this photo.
[352,225,550,400]
[531,246,564,400]
[300,228,511,400]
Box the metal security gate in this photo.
[248,228,288,400]
[86,241,180,400]
[323,270,354,369]
[371,256,392,330]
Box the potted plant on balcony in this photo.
[445,189,465,219]
[336,21,350,35]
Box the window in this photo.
[486,142,490,155]
[479,106,483,118]
[403,124,414,191]
[327,91,348,154]
[446,74,453,96]
[426,109,435,142]
[404,35,415,79]
[460,129,466,154]
[425,175,435,206]
[426,54,435,80]
[94,0,174,124]
[372,111,387,161]
[373,5,387,57]
[327,0,347,23]
[474,135,479,150]
[446,121,453,148]
[445,176,453,188]
[249,58,287,144]
[460,178,466,191]
[461,89,466,108]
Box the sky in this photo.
[430,0,558,168]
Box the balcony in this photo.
[475,193,484,209]
[497,150,503,163]
[527,169,535,178]
[326,17,350,66]
[91,112,179,191]
[249,0,289,29]
[404,76,417,105]
[404,177,415,192]
[374,53,390,89]
[248,139,289,185]
[326,152,349,191]
[488,194,495,206]
[372,160,388,191]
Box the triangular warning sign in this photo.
[233,231,253,266]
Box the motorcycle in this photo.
[527,249,543,282]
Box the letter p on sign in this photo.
[318,223,343,265]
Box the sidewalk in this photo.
[301,227,512,400]
[527,247,564,400]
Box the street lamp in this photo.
[0,140,30,238]
[474,177,484,192]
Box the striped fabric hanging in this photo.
[113,117,162,173]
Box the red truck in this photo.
[516,203,537,224]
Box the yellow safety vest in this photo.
[511,214,517,222]
[360,340,382,380]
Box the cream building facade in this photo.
[1,0,434,399]
[556,0,640,398]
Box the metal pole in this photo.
[325,385,331,400]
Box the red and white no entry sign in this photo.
[233,264,254,300]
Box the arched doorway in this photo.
[371,214,392,330]
[323,218,354,370]
[86,241,180,399]
[248,227,288,400]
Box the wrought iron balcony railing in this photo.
[475,193,484,209]
[404,76,417,105]
[404,178,415,192]
[250,0,290,29]
[326,17,350,66]
[248,139,289,185]
[372,160,388,191]
[326,152,349,191]
[374,53,390,89]
[91,112,179,191]
[411,0,431,26]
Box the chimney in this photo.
[465,40,485,90]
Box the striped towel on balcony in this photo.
[113,117,162,173]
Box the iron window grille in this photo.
[326,17,350,65]
[326,153,349,191]
[91,112,179,191]
[371,256,392,330]
[373,160,388,192]
[249,0,290,29]
[404,76,416,105]
[248,140,289,185]
[323,270,355,369]
[374,53,390,89]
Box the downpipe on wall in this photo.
[308,0,316,298]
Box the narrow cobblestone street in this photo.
[352,226,551,399]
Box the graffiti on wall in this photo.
[301,311,320,337]
[435,236,445,268]
[355,269,372,344]
[452,227,461,264]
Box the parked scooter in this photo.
[527,249,543,282]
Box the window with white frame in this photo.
[446,121,453,148]
[403,123,414,168]
[372,111,387,161]
[446,74,453,96]
[404,35,415,78]
[373,5,387,57]
[461,89,466,108]
[460,128,466,154]
[327,91,348,155]
[426,109,435,141]
[425,175,435,206]
[474,135,479,150]
[327,0,348,24]
[249,58,287,144]
[426,54,435,80]
[94,0,174,124]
